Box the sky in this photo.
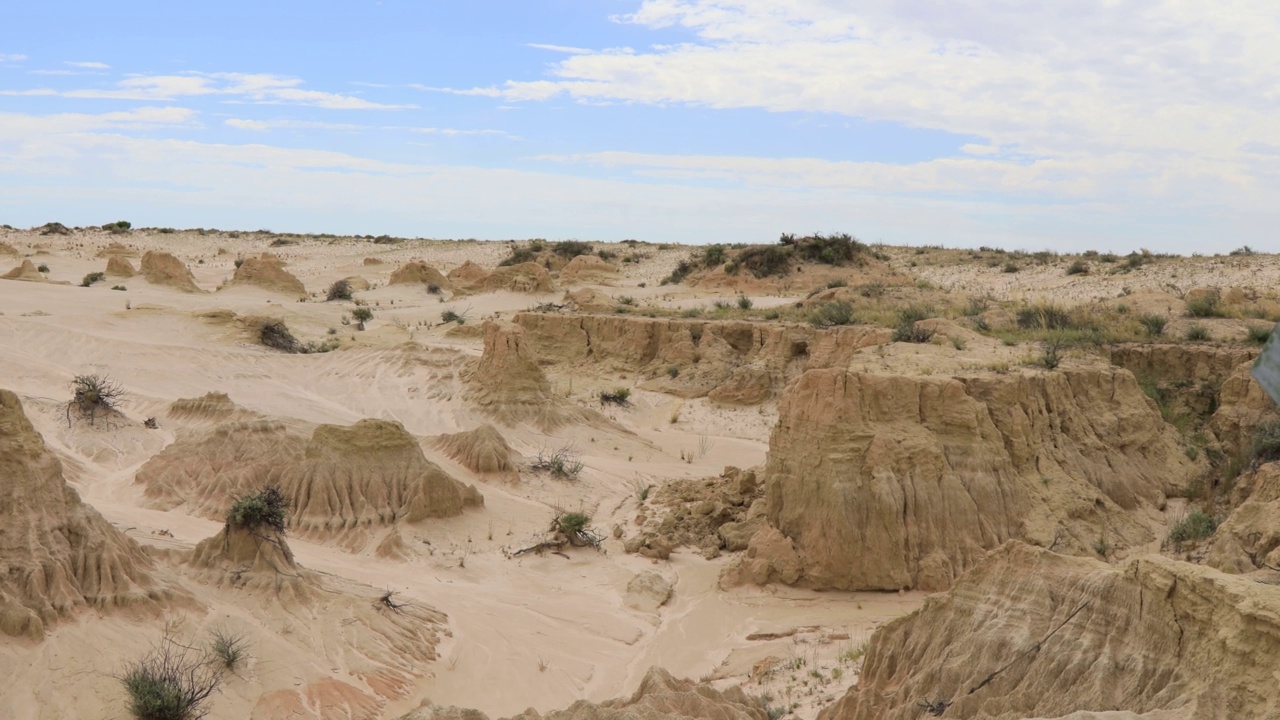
[2,0,1278,253]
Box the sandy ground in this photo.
[0,230,923,720]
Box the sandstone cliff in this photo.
[729,366,1199,591]
[820,542,1280,720]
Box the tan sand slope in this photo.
[390,260,451,290]
[821,542,1280,720]
[558,254,620,285]
[729,365,1199,591]
[0,390,172,639]
[452,261,557,296]
[2,259,46,282]
[401,667,767,720]
[105,254,136,277]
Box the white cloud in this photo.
[527,43,595,54]
[224,118,365,132]
[410,84,503,97]
[66,61,110,69]
[21,72,413,109]
[0,53,26,63]
[0,107,198,140]
[410,127,508,137]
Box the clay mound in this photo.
[135,419,307,516]
[140,250,202,292]
[285,419,483,542]
[363,257,385,266]
[105,255,136,277]
[446,260,489,288]
[453,262,557,296]
[563,288,614,312]
[823,542,1280,720]
[727,366,1198,592]
[95,241,137,258]
[432,424,518,478]
[402,668,766,720]
[166,391,256,423]
[0,390,171,639]
[341,275,371,292]
[136,418,482,548]
[189,524,314,600]
[223,252,307,298]
[558,254,620,285]
[2,258,46,282]
[389,261,451,290]
[0,241,18,255]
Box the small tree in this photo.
[351,306,373,330]
[68,373,124,425]
[227,486,288,534]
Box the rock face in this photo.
[820,542,1280,720]
[432,424,518,479]
[466,322,568,429]
[166,391,254,423]
[140,250,202,292]
[740,366,1198,591]
[1210,358,1277,456]
[223,252,307,297]
[400,668,766,720]
[2,259,46,282]
[135,418,481,548]
[514,313,888,405]
[0,390,169,639]
[105,255,136,277]
[452,262,556,296]
[1208,462,1280,574]
[389,261,450,290]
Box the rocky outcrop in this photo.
[0,390,171,639]
[820,542,1280,720]
[1210,359,1277,456]
[1107,343,1257,384]
[400,668,766,720]
[733,366,1199,591]
[1207,462,1280,574]
[222,252,307,297]
[465,322,593,430]
[513,313,889,405]
[140,250,202,292]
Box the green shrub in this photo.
[596,249,616,262]
[1249,419,1280,467]
[1168,511,1217,545]
[69,373,124,424]
[666,366,679,378]
[1066,260,1089,276]
[1185,325,1210,341]
[661,258,694,286]
[809,300,855,327]
[103,220,132,234]
[426,282,442,295]
[552,240,592,259]
[1016,304,1073,330]
[737,294,752,310]
[702,244,727,267]
[1186,290,1224,318]
[441,309,462,324]
[1247,325,1272,344]
[209,628,248,671]
[326,279,352,301]
[791,233,864,266]
[112,285,127,291]
[727,245,792,278]
[1137,314,1167,337]
[600,388,631,405]
[826,278,848,289]
[121,640,220,720]
[1002,262,1019,273]
[227,486,288,533]
[37,263,50,273]
[81,271,106,287]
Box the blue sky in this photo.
[2,0,1278,252]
